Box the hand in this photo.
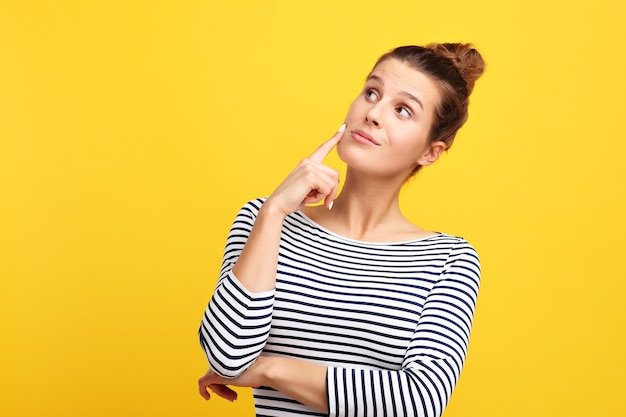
[198,369,238,402]
[198,357,267,402]
[265,124,345,216]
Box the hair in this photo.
[373,43,485,173]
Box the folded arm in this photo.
[201,241,481,417]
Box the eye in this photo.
[364,88,378,101]
[396,105,413,118]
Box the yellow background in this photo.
[1,1,624,416]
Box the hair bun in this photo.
[427,43,485,94]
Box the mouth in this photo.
[350,130,380,146]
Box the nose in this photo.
[365,103,381,127]
[365,115,379,127]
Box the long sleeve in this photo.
[326,241,481,417]
[199,199,275,377]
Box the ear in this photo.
[416,141,447,166]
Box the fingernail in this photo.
[338,123,346,133]
[328,201,334,210]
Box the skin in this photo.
[198,58,448,412]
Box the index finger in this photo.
[309,124,346,163]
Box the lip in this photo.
[350,130,380,146]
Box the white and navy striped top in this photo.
[200,198,481,417]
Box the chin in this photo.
[336,145,375,174]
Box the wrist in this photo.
[259,199,288,222]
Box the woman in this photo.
[198,43,485,417]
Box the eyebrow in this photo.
[366,74,425,110]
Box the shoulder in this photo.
[428,233,477,250]
[440,234,478,253]
[232,197,308,230]
[416,233,476,252]
[418,233,480,270]
[234,197,268,219]
[433,234,481,282]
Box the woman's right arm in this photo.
[199,199,278,377]
[199,125,345,378]
[232,125,345,292]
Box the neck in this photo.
[329,169,408,241]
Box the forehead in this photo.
[368,58,441,109]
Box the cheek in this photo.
[335,136,360,166]
[391,127,429,154]
[343,99,364,123]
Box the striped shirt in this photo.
[199,198,481,417]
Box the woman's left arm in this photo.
[326,242,481,417]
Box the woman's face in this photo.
[338,58,445,179]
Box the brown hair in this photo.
[373,43,485,170]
